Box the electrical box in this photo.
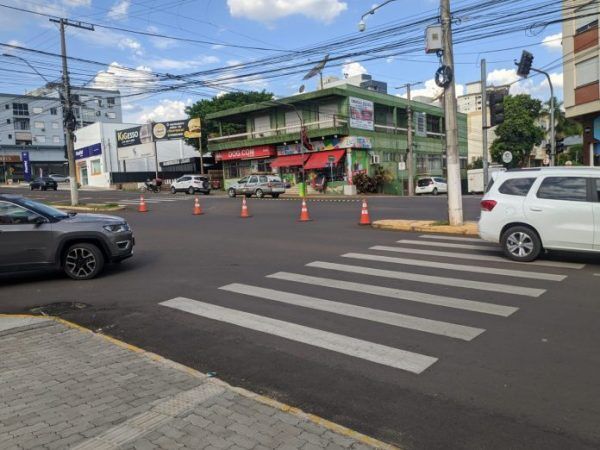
[425,25,443,54]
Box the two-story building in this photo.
[206,84,467,195]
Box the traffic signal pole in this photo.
[531,68,556,166]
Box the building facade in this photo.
[207,84,468,195]
[562,0,600,166]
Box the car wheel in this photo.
[187,186,195,195]
[255,189,264,198]
[228,188,236,198]
[171,186,176,194]
[63,243,105,280]
[272,193,280,198]
[30,185,34,190]
[432,188,438,195]
[501,226,542,262]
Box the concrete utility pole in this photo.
[401,84,415,196]
[50,18,94,206]
[481,59,489,186]
[441,0,463,226]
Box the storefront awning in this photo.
[270,154,309,168]
[304,150,345,170]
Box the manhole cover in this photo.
[29,302,90,316]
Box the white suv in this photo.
[479,167,600,261]
[170,175,211,195]
[416,177,447,195]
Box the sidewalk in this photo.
[0,315,394,450]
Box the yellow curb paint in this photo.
[0,313,399,449]
[372,220,478,236]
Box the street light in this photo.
[358,0,398,32]
[2,53,51,83]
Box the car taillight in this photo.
[480,200,497,211]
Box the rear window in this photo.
[417,179,432,187]
[536,177,588,202]
[193,176,207,181]
[259,176,268,183]
[498,178,535,196]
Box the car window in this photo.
[238,177,248,184]
[536,177,588,202]
[0,201,42,225]
[259,176,268,183]
[180,177,191,182]
[417,179,432,187]
[434,178,446,183]
[270,177,282,183]
[485,176,495,193]
[498,177,536,196]
[248,176,258,183]
[595,179,600,202]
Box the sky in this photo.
[0,0,564,123]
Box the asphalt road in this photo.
[1,188,599,449]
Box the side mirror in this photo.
[33,216,48,225]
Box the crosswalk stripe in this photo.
[267,272,518,317]
[370,246,586,269]
[219,283,485,341]
[419,235,492,243]
[160,297,438,374]
[397,239,499,251]
[306,261,545,298]
[341,253,566,282]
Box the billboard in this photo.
[349,97,374,131]
[116,124,152,148]
[152,118,201,141]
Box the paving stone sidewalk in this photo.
[0,316,394,450]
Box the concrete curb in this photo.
[372,219,478,236]
[0,313,399,450]
[51,204,127,212]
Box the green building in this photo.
[206,84,468,195]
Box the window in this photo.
[319,102,338,128]
[575,2,598,34]
[52,122,59,129]
[499,177,536,196]
[53,136,60,144]
[5,119,10,124]
[594,179,600,202]
[14,118,30,130]
[0,201,41,225]
[8,134,12,139]
[35,135,46,144]
[259,175,268,183]
[107,97,115,107]
[50,107,57,115]
[248,176,258,184]
[90,159,102,175]
[71,94,80,103]
[426,115,442,134]
[224,161,252,179]
[284,110,301,133]
[12,103,28,116]
[34,121,44,129]
[107,112,116,119]
[415,112,426,136]
[256,159,271,173]
[575,57,599,87]
[4,104,8,110]
[537,177,588,201]
[32,107,43,114]
[96,98,103,107]
[253,115,271,136]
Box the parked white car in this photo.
[479,167,600,262]
[416,177,447,195]
[170,175,211,195]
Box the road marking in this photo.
[370,245,586,269]
[306,261,545,298]
[160,297,437,374]
[219,283,485,341]
[267,272,518,317]
[419,234,491,243]
[397,239,500,251]
[342,253,566,281]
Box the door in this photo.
[235,177,248,194]
[594,178,600,249]
[524,176,595,251]
[0,201,54,269]
[245,176,258,194]
[175,176,190,191]
[80,166,88,186]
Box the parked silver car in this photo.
[228,175,286,198]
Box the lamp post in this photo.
[358,0,398,32]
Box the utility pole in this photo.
[50,18,94,206]
[198,117,205,175]
[481,59,489,186]
[404,84,415,196]
[441,0,463,226]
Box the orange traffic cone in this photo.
[359,199,371,225]
[240,197,251,218]
[193,196,203,215]
[299,199,312,222]
[138,195,148,213]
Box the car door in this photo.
[0,201,54,269]
[176,176,190,191]
[435,178,448,193]
[594,178,600,249]
[235,177,248,194]
[524,176,595,251]
[245,176,258,194]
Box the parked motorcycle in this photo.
[140,178,163,193]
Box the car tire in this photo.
[272,193,280,198]
[53,187,57,191]
[228,188,236,198]
[30,185,34,190]
[171,186,176,194]
[255,189,264,198]
[432,188,438,195]
[501,226,542,262]
[187,186,195,195]
[63,243,105,280]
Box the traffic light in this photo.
[516,51,534,77]
[556,138,565,154]
[488,91,505,126]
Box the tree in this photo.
[540,97,582,139]
[185,90,274,152]
[490,94,544,167]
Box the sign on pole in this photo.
[502,151,513,164]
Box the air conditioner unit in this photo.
[370,154,381,164]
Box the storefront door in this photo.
[80,165,88,186]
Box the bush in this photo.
[352,172,377,194]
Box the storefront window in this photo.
[255,159,271,173]
[224,160,252,179]
[91,159,102,175]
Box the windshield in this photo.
[18,198,69,220]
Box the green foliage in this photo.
[491,94,544,168]
[557,144,584,166]
[185,90,274,152]
[541,98,582,139]
[353,165,392,194]
[467,157,483,170]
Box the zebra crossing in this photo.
[160,234,583,375]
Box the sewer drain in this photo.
[29,302,90,316]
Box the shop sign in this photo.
[0,155,21,163]
[116,124,152,148]
[216,146,275,161]
[75,143,102,161]
[349,97,374,131]
[21,151,31,182]
[276,136,372,155]
[152,118,201,141]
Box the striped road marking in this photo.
[370,245,586,270]
[219,283,485,341]
[341,253,566,282]
[306,261,546,298]
[267,272,518,317]
[160,297,438,374]
[419,235,492,243]
[397,239,501,251]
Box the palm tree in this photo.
[540,97,582,139]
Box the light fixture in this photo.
[358,20,366,32]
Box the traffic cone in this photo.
[138,195,148,213]
[192,196,203,215]
[240,197,251,218]
[359,199,371,225]
[299,199,312,222]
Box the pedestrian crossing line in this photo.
[219,283,485,341]
[369,245,586,270]
[397,239,499,251]
[267,272,518,317]
[306,261,546,298]
[160,297,438,374]
[341,253,566,282]
[419,235,492,243]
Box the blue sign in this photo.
[594,117,600,156]
[75,143,102,160]
[21,151,31,182]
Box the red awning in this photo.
[270,154,309,168]
[304,150,346,170]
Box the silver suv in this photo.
[0,195,134,280]
[228,175,285,198]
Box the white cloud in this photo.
[137,98,192,123]
[487,68,563,99]
[63,0,92,6]
[118,38,143,56]
[108,0,130,20]
[487,68,520,86]
[90,62,156,93]
[147,26,178,50]
[342,61,368,78]
[542,32,562,52]
[147,56,220,71]
[72,27,144,57]
[398,78,465,101]
[227,0,347,23]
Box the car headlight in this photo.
[103,223,130,233]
